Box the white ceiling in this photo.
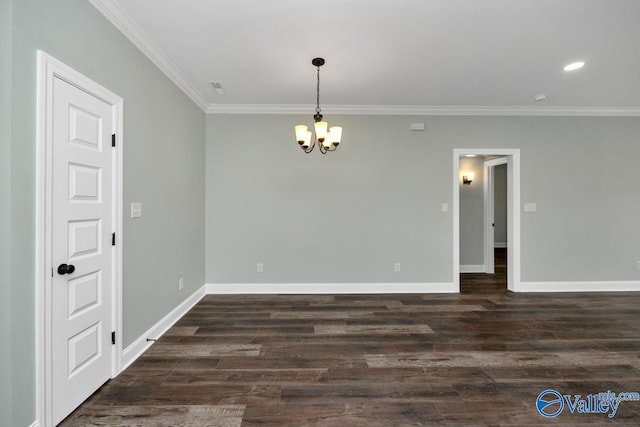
[91,0,640,115]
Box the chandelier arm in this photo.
[304,142,315,154]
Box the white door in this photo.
[51,75,114,424]
[483,157,508,275]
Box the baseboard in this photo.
[121,284,206,370]
[205,282,457,294]
[460,265,486,273]
[28,421,39,427]
[494,242,507,248]
[516,280,640,292]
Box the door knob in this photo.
[57,263,75,275]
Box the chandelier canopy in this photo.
[294,57,342,154]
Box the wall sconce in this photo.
[462,172,474,185]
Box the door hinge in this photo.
[112,133,116,147]
[112,232,116,246]
[111,331,116,345]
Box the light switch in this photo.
[131,202,142,218]
[524,202,537,212]
[441,203,449,212]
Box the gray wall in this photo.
[206,115,453,284]
[206,115,640,284]
[494,163,508,245]
[459,156,485,266]
[1,0,13,425]
[9,0,205,425]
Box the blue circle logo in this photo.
[537,389,564,418]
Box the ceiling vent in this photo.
[209,81,226,95]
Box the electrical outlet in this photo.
[394,263,401,273]
[257,263,263,273]
[178,278,184,290]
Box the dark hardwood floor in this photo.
[62,250,640,425]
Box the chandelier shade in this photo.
[295,57,342,154]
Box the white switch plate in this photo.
[131,202,142,218]
[256,263,263,273]
[524,202,537,212]
[178,278,184,290]
[394,263,401,272]
[442,203,449,212]
[636,261,640,271]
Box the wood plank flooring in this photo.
[62,251,640,425]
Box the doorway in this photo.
[453,149,521,292]
[36,51,123,426]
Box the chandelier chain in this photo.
[315,65,321,115]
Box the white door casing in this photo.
[36,51,123,427]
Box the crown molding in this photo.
[89,0,208,111]
[206,103,640,116]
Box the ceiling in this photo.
[91,0,640,115]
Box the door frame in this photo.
[35,51,123,427]
[453,149,521,292]
[483,157,508,274]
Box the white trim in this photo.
[36,51,123,427]
[121,284,206,370]
[494,242,507,248]
[205,282,457,294]
[206,104,640,116]
[88,0,208,111]
[517,281,640,293]
[28,421,40,427]
[454,149,521,292]
[460,265,487,273]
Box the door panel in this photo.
[51,76,114,425]
[67,271,102,319]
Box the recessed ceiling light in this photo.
[464,154,477,158]
[534,94,548,102]
[563,61,585,71]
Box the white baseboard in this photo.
[29,421,39,427]
[121,284,206,370]
[494,242,507,248]
[460,265,486,273]
[516,281,640,292]
[205,282,457,294]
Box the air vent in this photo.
[209,81,226,95]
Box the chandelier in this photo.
[294,57,342,154]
